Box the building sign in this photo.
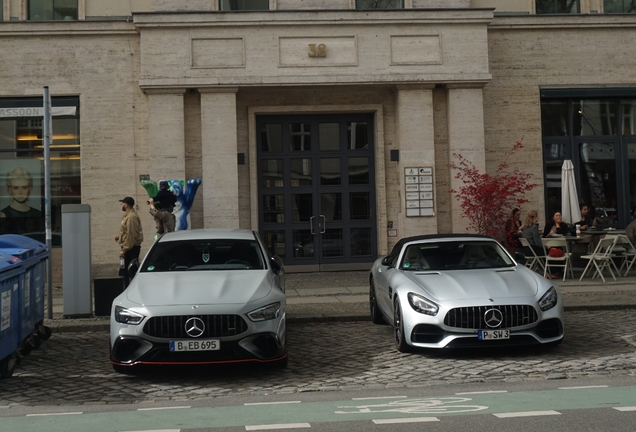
[0,107,76,118]
[404,167,435,217]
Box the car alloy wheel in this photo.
[369,278,386,325]
[393,298,412,353]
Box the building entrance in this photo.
[257,114,377,271]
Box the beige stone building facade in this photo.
[1,0,635,279]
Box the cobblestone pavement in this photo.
[2,310,636,407]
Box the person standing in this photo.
[114,196,143,287]
[147,180,176,236]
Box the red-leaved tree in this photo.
[449,142,541,243]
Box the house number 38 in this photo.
[308,44,327,57]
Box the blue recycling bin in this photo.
[0,235,50,344]
[0,251,23,378]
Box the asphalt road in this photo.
[2,309,636,408]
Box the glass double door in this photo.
[257,114,377,270]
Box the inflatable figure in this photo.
[171,178,202,231]
[141,178,202,232]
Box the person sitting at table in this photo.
[521,210,545,256]
[575,204,596,231]
[543,211,571,238]
[504,207,522,252]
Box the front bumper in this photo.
[408,318,564,348]
[110,330,286,366]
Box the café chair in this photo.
[519,238,546,274]
[542,238,574,281]
[578,236,618,282]
[609,234,636,277]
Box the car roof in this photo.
[156,229,257,242]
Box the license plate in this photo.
[478,329,510,340]
[169,339,220,352]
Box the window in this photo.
[219,0,269,10]
[536,0,580,14]
[28,0,77,21]
[356,0,403,9]
[540,95,636,228]
[0,97,80,245]
[604,0,636,13]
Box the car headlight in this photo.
[114,305,145,325]
[247,302,282,322]
[538,287,558,311]
[408,293,439,316]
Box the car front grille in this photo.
[443,305,538,329]
[144,315,248,339]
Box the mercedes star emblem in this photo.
[484,308,504,328]
[185,317,205,338]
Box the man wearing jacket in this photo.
[114,196,143,287]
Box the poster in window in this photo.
[0,159,44,235]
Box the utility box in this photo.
[62,204,92,318]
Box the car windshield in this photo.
[399,240,515,271]
[140,239,265,272]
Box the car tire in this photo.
[394,298,413,353]
[369,278,386,325]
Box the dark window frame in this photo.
[28,0,78,21]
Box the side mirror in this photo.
[270,256,284,275]
[514,251,525,264]
[128,258,139,277]
[380,256,393,268]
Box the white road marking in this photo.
[245,423,311,431]
[244,401,302,406]
[494,410,561,418]
[373,417,439,424]
[351,396,407,400]
[614,406,636,412]
[137,406,191,411]
[120,430,180,432]
[26,412,83,417]
[455,390,508,395]
[558,385,608,390]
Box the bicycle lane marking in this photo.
[2,385,636,431]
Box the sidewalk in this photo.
[44,269,636,333]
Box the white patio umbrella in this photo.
[561,159,580,225]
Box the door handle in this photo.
[319,215,326,234]
[310,216,316,235]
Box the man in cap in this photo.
[147,180,176,237]
[114,196,143,287]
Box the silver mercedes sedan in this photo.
[110,229,286,373]
[370,235,564,352]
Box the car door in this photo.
[374,255,397,318]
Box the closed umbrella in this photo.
[561,159,580,225]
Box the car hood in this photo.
[402,267,540,301]
[125,270,273,306]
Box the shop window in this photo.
[28,0,78,21]
[573,99,617,136]
[0,97,80,245]
[541,100,569,137]
[220,0,269,10]
[536,0,579,14]
[604,0,636,13]
[357,0,403,9]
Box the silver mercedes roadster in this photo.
[369,235,564,352]
[110,229,286,373]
